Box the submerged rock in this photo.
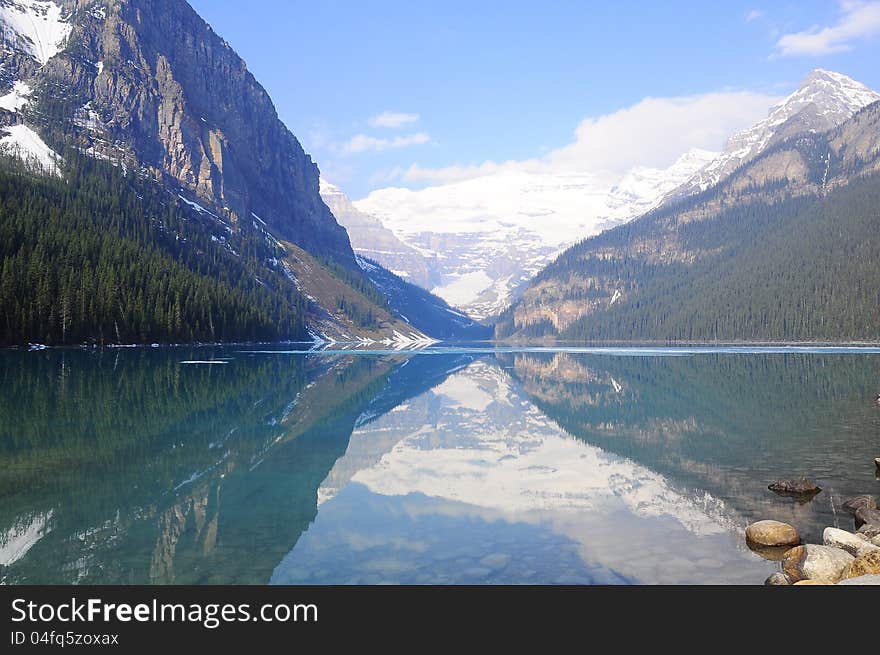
[843,550,880,579]
[854,507,880,529]
[837,574,880,585]
[841,495,877,515]
[746,520,801,548]
[782,544,854,583]
[765,572,791,586]
[823,527,880,558]
[750,545,793,562]
[768,478,821,497]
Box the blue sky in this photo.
[189,0,880,198]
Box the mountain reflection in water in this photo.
[2,346,878,584]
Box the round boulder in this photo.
[746,520,801,548]
[843,550,880,579]
[823,527,880,558]
[841,495,877,515]
[782,544,854,583]
[764,572,791,586]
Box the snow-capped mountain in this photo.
[353,149,716,319]
[669,69,880,198]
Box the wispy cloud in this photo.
[368,111,420,128]
[394,90,779,187]
[745,9,764,22]
[774,0,880,56]
[344,132,431,154]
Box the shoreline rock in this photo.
[781,544,854,583]
[841,495,877,515]
[856,524,880,539]
[823,527,880,557]
[837,574,880,585]
[768,478,821,497]
[746,520,801,549]
[855,507,880,529]
[842,550,880,579]
[765,572,791,585]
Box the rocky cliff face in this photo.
[2,0,355,266]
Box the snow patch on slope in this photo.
[0,123,61,174]
[0,0,72,66]
[0,80,32,112]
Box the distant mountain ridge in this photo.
[351,148,716,319]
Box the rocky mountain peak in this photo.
[669,69,880,199]
[786,69,880,122]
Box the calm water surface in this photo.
[1,345,879,584]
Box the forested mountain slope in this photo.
[0,153,307,345]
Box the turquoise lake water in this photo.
[2,345,878,584]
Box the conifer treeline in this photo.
[0,154,308,345]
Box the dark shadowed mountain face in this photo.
[356,256,494,341]
[2,0,354,266]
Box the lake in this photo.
[1,345,879,585]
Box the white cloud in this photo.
[402,161,508,185]
[547,92,777,173]
[774,1,880,56]
[397,90,779,185]
[745,9,764,22]
[369,111,420,128]
[344,132,431,154]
